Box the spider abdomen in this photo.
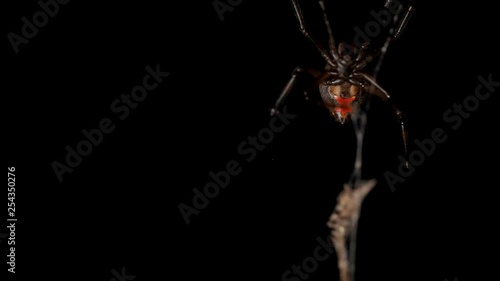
[319,82,363,124]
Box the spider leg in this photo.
[361,74,390,100]
[354,48,380,71]
[362,74,409,168]
[365,1,414,166]
[392,0,415,40]
[318,0,340,60]
[290,0,337,66]
[271,66,321,116]
[374,1,415,77]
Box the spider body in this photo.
[319,43,371,124]
[272,0,414,156]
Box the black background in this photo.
[4,0,498,281]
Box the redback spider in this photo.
[271,0,415,164]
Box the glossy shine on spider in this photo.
[271,0,414,156]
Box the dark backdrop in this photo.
[4,0,498,281]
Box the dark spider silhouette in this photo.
[271,0,415,160]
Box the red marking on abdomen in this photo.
[334,97,355,115]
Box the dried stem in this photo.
[327,180,376,281]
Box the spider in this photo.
[271,0,415,161]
